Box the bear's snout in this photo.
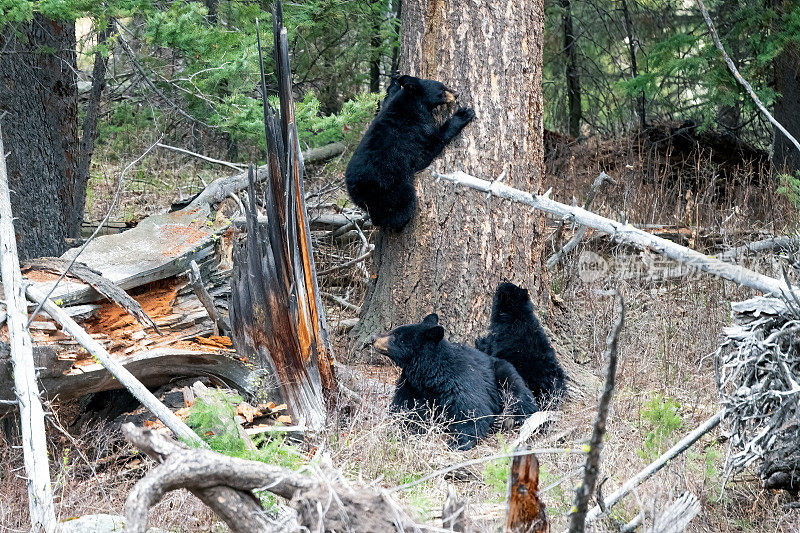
[372,333,392,354]
[445,89,458,103]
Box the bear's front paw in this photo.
[454,107,476,123]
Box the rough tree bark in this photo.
[773,40,800,173]
[0,15,81,259]
[352,0,547,346]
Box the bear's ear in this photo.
[424,325,445,343]
[423,313,439,325]
[397,75,419,93]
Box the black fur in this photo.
[345,75,474,230]
[376,313,538,450]
[477,283,568,407]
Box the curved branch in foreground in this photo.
[122,424,418,533]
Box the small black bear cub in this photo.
[374,313,538,450]
[345,75,475,230]
[477,283,568,407]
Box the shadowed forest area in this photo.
[1,0,800,531]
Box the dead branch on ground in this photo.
[0,119,57,532]
[123,423,425,533]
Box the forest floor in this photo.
[2,127,799,532]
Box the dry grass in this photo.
[2,131,799,531]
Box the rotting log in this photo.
[25,202,225,307]
[22,257,159,332]
[431,171,794,297]
[25,284,204,446]
[0,120,57,532]
[506,451,549,533]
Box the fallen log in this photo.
[0,121,57,532]
[23,256,160,332]
[24,284,204,446]
[431,170,792,297]
[187,142,345,209]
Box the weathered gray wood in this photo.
[25,284,205,446]
[188,143,345,209]
[583,410,723,524]
[188,260,226,335]
[432,171,793,298]
[650,492,701,533]
[0,123,57,532]
[547,172,616,269]
[29,204,220,307]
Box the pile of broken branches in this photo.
[715,296,800,490]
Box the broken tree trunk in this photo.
[431,171,793,297]
[506,451,549,533]
[0,122,57,532]
[227,12,334,431]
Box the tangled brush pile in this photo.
[715,296,800,490]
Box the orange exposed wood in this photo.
[506,452,549,533]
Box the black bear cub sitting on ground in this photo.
[477,283,568,407]
[345,75,475,230]
[373,313,538,450]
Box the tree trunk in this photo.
[0,15,80,260]
[773,40,800,173]
[620,0,645,129]
[562,0,582,138]
[352,0,547,347]
[76,22,113,235]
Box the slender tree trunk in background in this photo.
[0,15,80,259]
[620,0,645,129]
[715,0,741,137]
[389,0,402,76]
[205,0,219,23]
[352,0,547,347]
[773,41,800,173]
[562,0,582,138]
[369,17,382,93]
[76,22,113,233]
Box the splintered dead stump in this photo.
[506,451,549,533]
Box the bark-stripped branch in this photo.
[569,290,624,533]
[0,119,57,532]
[696,0,800,158]
[547,171,616,269]
[24,284,205,447]
[431,170,792,297]
[583,410,723,523]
